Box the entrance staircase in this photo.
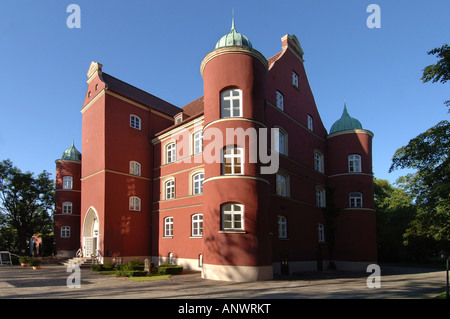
[62,257,97,268]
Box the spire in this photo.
[329,102,363,134]
[231,8,235,30]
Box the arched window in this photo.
[278,215,287,239]
[348,154,362,172]
[221,203,244,231]
[192,172,204,195]
[164,178,175,200]
[274,127,288,155]
[316,187,325,207]
[349,192,363,208]
[221,89,242,118]
[129,196,141,211]
[165,142,176,164]
[63,176,73,190]
[129,161,141,176]
[223,146,243,175]
[192,214,203,237]
[62,202,72,214]
[164,217,173,237]
[193,130,203,155]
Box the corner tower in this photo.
[54,142,82,257]
[200,18,272,281]
[327,104,377,270]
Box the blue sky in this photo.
[0,0,448,185]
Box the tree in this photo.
[421,43,450,109]
[374,178,416,261]
[0,159,54,254]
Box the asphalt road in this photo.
[0,263,446,299]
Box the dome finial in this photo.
[231,8,235,30]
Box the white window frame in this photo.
[61,226,71,238]
[63,176,73,190]
[276,91,284,111]
[165,142,176,164]
[130,114,141,130]
[221,89,242,118]
[278,215,287,239]
[276,173,289,197]
[316,187,325,207]
[274,127,288,155]
[307,115,313,131]
[222,203,244,231]
[222,146,243,175]
[164,178,175,200]
[192,172,204,195]
[348,154,362,173]
[292,71,299,88]
[164,217,173,237]
[349,192,363,208]
[192,214,203,237]
[129,196,141,211]
[62,201,72,214]
[129,161,141,176]
[314,151,324,173]
[318,224,325,243]
[193,130,203,155]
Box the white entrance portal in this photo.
[82,207,100,257]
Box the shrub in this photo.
[157,264,183,275]
[102,262,115,270]
[19,256,31,264]
[123,258,145,271]
[91,264,103,272]
[29,258,42,266]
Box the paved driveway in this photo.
[0,264,446,299]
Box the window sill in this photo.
[218,230,247,234]
[189,236,203,239]
[162,236,173,239]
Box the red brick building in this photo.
[54,22,376,281]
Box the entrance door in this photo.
[280,255,289,276]
[82,207,100,257]
[84,237,94,256]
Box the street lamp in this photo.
[440,250,449,299]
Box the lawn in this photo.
[94,269,172,282]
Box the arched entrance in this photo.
[82,207,99,257]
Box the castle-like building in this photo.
[54,21,376,281]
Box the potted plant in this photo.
[19,256,31,267]
[29,258,42,270]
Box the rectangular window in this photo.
[314,152,323,173]
[129,196,141,211]
[130,115,141,130]
[318,224,325,243]
[221,89,242,118]
[316,188,325,207]
[292,71,299,88]
[63,176,73,190]
[61,226,71,238]
[278,215,287,239]
[164,217,173,237]
[223,147,243,175]
[276,91,284,111]
[349,192,363,208]
[62,202,72,214]
[276,173,288,197]
[192,214,203,237]
[129,161,141,176]
[308,115,313,131]
[222,203,244,231]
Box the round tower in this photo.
[200,18,272,281]
[54,142,82,257]
[327,104,377,271]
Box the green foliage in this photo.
[122,258,145,271]
[19,256,31,264]
[29,258,42,266]
[157,263,183,275]
[0,159,55,254]
[91,264,103,272]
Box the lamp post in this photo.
[440,250,449,299]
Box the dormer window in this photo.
[174,113,183,124]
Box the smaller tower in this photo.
[54,142,82,258]
[327,104,377,271]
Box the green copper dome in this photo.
[330,104,363,134]
[215,17,252,49]
[61,141,81,161]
